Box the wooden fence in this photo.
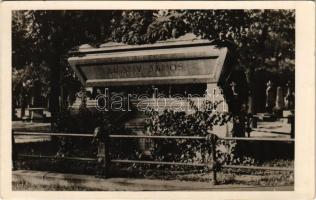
[12,130,294,185]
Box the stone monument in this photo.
[67,34,245,151]
[273,86,284,117]
[265,80,275,113]
[284,81,294,110]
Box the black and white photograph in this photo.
[0,1,314,197]
[10,8,296,191]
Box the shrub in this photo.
[143,99,257,169]
[142,100,231,169]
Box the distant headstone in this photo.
[265,80,275,113]
[273,86,284,117]
[284,82,294,110]
[274,86,284,110]
[283,110,292,119]
[28,108,45,122]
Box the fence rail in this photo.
[111,159,210,167]
[14,131,94,137]
[18,154,96,162]
[221,137,294,142]
[14,131,294,142]
[12,130,294,185]
[109,134,207,140]
[222,165,294,171]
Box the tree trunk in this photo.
[245,67,255,114]
[49,57,61,128]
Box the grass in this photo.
[119,161,294,187]
[12,159,294,190]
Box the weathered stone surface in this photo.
[68,39,229,87]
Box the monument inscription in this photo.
[78,59,217,80]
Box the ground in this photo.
[12,169,293,191]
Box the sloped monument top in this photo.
[68,33,235,87]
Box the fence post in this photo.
[94,126,110,178]
[208,133,219,185]
[290,115,295,139]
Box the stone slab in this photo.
[68,40,229,87]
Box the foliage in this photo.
[186,10,294,70]
[12,10,120,114]
[216,139,257,166]
[13,10,118,68]
[141,100,229,168]
[140,99,259,169]
[13,9,295,73]
[12,64,50,107]
[110,10,294,72]
[12,10,294,115]
[110,10,295,114]
[110,11,154,44]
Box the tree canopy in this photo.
[13,10,294,69]
[110,10,294,72]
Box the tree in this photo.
[107,10,295,137]
[110,10,295,113]
[13,10,294,122]
[12,10,120,124]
